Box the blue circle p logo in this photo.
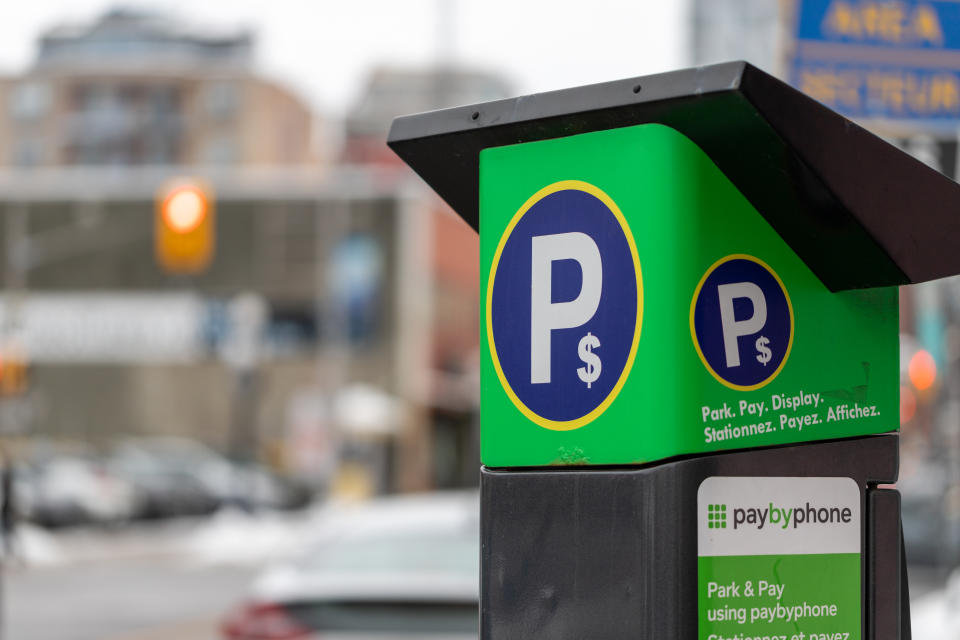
[486,181,642,431]
[691,255,793,390]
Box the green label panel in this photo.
[698,477,862,640]
[479,123,898,467]
[698,554,861,640]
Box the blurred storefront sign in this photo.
[282,384,404,495]
[328,233,384,344]
[788,0,960,126]
[333,384,404,438]
[0,293,205,363]
[284,389,336,482]
[218,293,267,370]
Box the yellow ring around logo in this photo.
[485,180,643,431]
[689,254,794,392]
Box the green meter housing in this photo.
[478,123,897,468]
[388,62,944,640]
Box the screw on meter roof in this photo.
[691,255,793,391]
[486,181,642,431]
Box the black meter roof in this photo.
[388,60,960,292]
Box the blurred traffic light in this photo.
[155,180,215,274]
[0,348,28,397]
[908,348,937,392]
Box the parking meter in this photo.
[387,61,946,639]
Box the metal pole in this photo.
[318,199,351,392]
[314,199,354,488]
[3,204,27,437]
[0,201,27,640]
[392,191,433,492]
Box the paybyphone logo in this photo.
[707,503,727,529]
[728,502,853,530]
[698,477,860,557]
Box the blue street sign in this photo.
[486,181,642,430]
[789,0,960,124]
[691,255,794,391]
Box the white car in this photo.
[911,569,960,639]
[220,491,479,639]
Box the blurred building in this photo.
[0,8,316,168]
[0,9,368,489]
[343,67,511,488]
[344,65,511,371]
[0,166,430,490]
[0,9,512,495]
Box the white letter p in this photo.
[717,281,767,368]
[530,232,602,384]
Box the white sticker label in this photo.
[698,476,860,557]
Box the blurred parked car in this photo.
[109,437,310,520]
[220,491,479,639]
[15,455,140,528]
[900,461,960,567]
[107,443,220,519]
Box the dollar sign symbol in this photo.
[755,335,772,366]
[577,332,602,388]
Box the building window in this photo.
[9,82,51,120]
[204,81,238,119]
[13,138,44,167]
[328,233,384,345]
[147,85,180,116]
[201,135,236,165]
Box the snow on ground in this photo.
[4,506,319,570]
[14,523,66,566]
[911,569,960,640]
[181,507,315,567]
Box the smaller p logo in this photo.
[691,255,793,390]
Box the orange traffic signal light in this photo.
[0,341,28,397]
[1,356,27,396]
[155,180,215,274]
[908,348,937,392]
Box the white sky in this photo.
[0,0,690,117]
